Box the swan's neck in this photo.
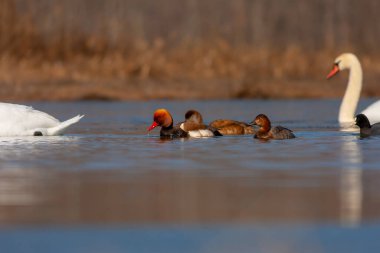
[339,61,362,124]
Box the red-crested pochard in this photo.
[251,114,295,140]
[148,108,188,138]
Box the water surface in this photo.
[0,99,380,253]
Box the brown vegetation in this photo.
[1,0,380,101]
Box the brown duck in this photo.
[178,110,222,137]
[251,114,295,140]
[209,119,255,135]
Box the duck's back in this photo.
[210,119,254,135]
[160,126,188,139]
[178,122,207,132]
[179,122,222,137]
[270,126,295,140]
[0,103,60,136]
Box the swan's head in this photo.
[327,53,360,79]
[148,108,173,131]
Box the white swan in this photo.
[0,102,84,136]
[327,53,380,126]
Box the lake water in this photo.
[1,99,380,253]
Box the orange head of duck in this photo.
[251,114,271,131]
[184,110,203,124]
[148,109,173,131]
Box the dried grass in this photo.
[1,0,380,100]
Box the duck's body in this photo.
[327,53,380,126]
[255,126,295,140]
[355,114,380,138]
[159,125,188,138]
[0,102,83,136]
[179,110,222,137]
[209,119,254,135]
[251,114,295,140]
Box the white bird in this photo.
[0,102,83,136]
[327,53,380,127]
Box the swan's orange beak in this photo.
[148,121,159,131]
[327,65,340,79]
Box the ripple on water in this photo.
[1,100,380,231]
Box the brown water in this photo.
[0,99,380,253]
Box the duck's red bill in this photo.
[327,65,339,79]
[148,121,159,131]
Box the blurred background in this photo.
[1,0,380,101]
[2,2,380,253]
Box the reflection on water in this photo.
[0,168,47,206]
[0,100,380,253]
[339,138,363,227]
[0,167,380,225]
[0,137,80,208]
[0,136,81,166]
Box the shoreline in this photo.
[1,78,380,102]
[1,49,380,102]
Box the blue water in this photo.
[2,224,380,253]
[0,99,378,170]
[0,99,380,253]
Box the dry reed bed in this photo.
[1,41,380,101]
[2,0,380,100]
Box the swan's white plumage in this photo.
[361,100,380,124]
[0,102,83,136]
[330,53,380,125]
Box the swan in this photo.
[0,102,84,136]
[327,53,380,126]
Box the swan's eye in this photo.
[334,60,341,67]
